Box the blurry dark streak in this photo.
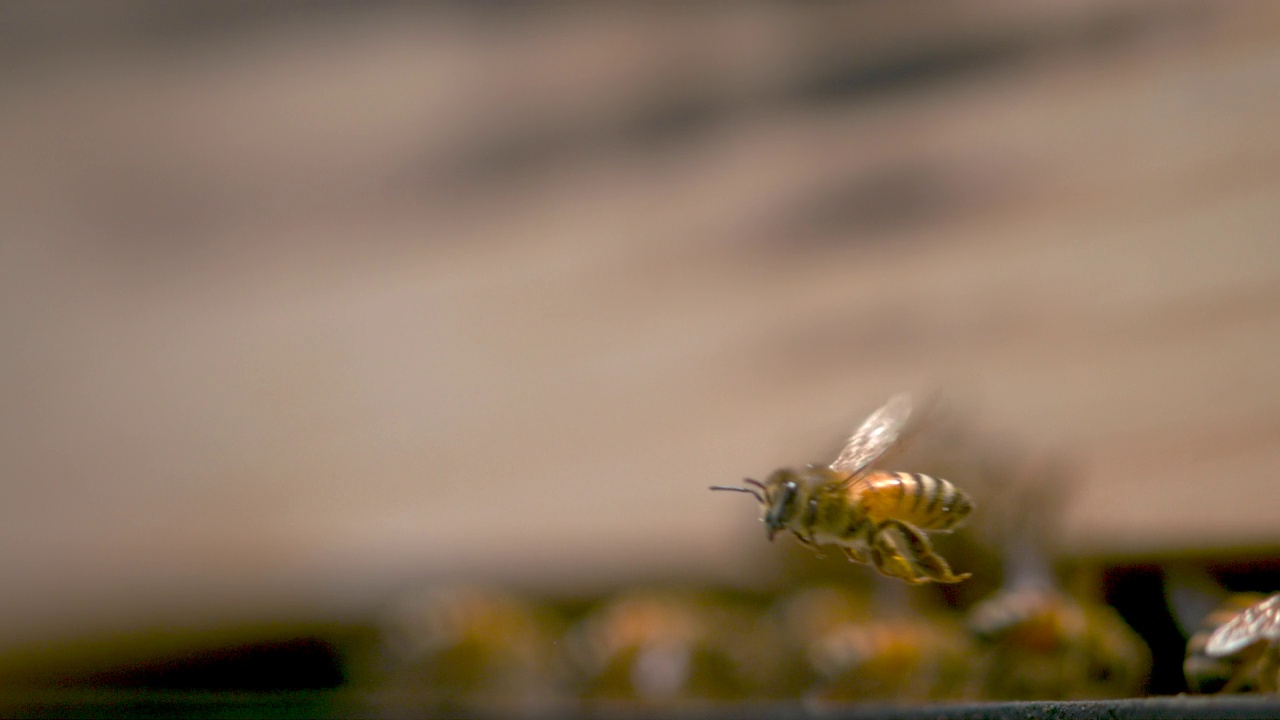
[0,1,400,74]
[15,694,1280,720]
[2,0,1213,236]
[403,5,1199,192]
[67,637,346,691]
[788,4,1207,109]
[1104,565,1186,695]
[609,93,734,153]
[404,122,589,196]
[0,690,341,720]
[793,33,1039,108]
[1073,1,1216,55]
[411,95,741,194]
[768,163,957,251]
[417,25,1042,190]
[0,0,1204,78]
[1207,558,1280,595]
[131,0,386,49]
[453,0,574,25]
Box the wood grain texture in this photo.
[0,0,1278,640]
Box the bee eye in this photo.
[782,481,798,505]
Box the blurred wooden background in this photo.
[2,0,1280,650]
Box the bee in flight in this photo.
[711,394,973,584]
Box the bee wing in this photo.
[829,393,913,479]
[1204,594,1280,657]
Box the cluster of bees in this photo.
[364,582,1280,708]
[361,579,1150,710]
[360,394,1279,709]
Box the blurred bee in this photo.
[967,584,1150,700]
[770,584,875,695]
[772,583,975,704]
[1186,593,1280,693]
[370,586,563,710]
[712,393,973,584]
[805,615,975,704]
[562,589,777,703]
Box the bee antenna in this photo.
[709,485,764,503]
[743,478,766,491]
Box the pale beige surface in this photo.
[1,1,1279,644]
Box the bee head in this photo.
[760,469,804,541]
[710,469,802,542]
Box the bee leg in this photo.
[882,520,971,584]
[791,530,825,558]
[1256,648,1280,693]
[869,527,927,584]
[841,546,870,566]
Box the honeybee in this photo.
[770,582,977,703]
[712,394,973,584]
[370,586,563,709]
[966,584,1151,700]
[561,589,777,703]
[804,614,975,704]
[1186,593,1280,693]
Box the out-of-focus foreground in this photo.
[3,0,1280,711]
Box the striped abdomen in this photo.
[851,471,972,531]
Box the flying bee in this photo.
[711,394,973,584]
[1186,593,1280,693]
